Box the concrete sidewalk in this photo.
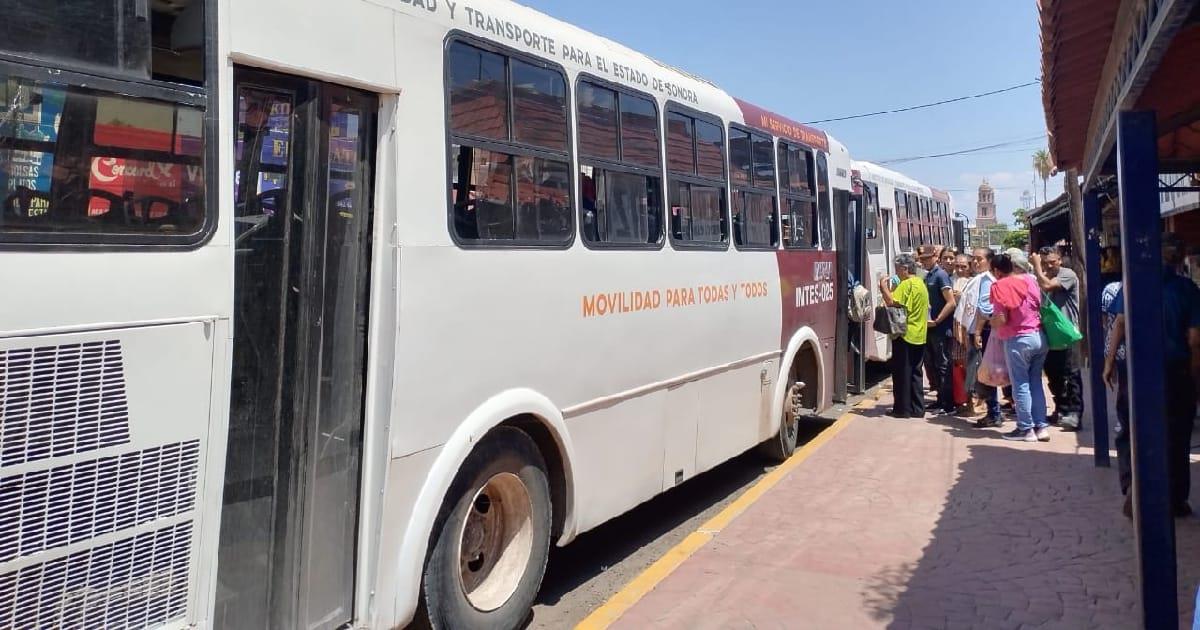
[608,389,1200,629]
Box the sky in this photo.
[519,0,1064,227]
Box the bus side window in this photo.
[779,141,817,250]
[729,127,777,250]
[577,80,663,248]
[447,39,572,247]
[666,109,728,248]
[0,76,206,239]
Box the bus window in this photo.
[865,188,883,253]
[734,190,777,248]
[577,79,662,247]
[729,128,752,187]
[752,134,775,190]
[0,75,206,239]
[778,141,816,250]
[620,92,659,169]
[447,40,572,246]
[666,112,694,174]
[816,152,832,250]
[778,143,812,194]
[2,1,206,84]
[578,80,619,161]
[695,118,725,180]
[730,127,777,250]
[667,109,727,248]
[512,59,568,151]
[448,44,508,140]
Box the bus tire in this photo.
[417,427,552,630]
[759,378,801,462]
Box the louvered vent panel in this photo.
[0,522,192,630]
[0,441,200,563]
[0,341,131,466]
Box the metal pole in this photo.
[1116,110,1177,628]
[1082,190,1110,467]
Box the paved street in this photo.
[600,387,1200,629]
[530,411,853,629]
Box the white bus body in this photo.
[851,160,955,364]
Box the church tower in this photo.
[977,179,997,227]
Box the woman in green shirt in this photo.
[880,254,931,418]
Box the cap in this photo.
[1005,247,1032,272]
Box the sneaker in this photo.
[1047,412,1062,425]
[1035,427,1051,442]
[1059,414,1082,432]
[1002,428,1037,442]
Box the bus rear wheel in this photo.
[418,427,552,630]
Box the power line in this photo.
[804,79,1042,124]
[873,136,1046,166]
[884,145,1048,164]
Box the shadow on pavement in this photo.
[859,443,1200,628]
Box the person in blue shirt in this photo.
[1103,234,1200,518]
[917,245,958,414]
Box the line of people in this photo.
[879,243,1085,443]
[881,237,1198,518]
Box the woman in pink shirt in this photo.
[989,253,1049,442]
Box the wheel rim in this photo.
[784,382,801,445]
[457,472,534,612]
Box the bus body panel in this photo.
[227,2,849,625]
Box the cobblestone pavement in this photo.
[610,388,1200,629]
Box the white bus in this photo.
[1,1,862,628]
[849,161,955,369]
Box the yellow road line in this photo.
[574,403,865,630]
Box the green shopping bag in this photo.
[1040,293,1083,350]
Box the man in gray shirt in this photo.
[1032,246,1082,430]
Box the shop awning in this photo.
[1040,0,1200,181]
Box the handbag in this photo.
[1040,293,1083,350]
[872,305,907,338]
[977,335,1011,388]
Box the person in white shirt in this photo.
[956,247,1002,426]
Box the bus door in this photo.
[833,187,853,401]
[216,68,376,630]
[870,198,894,362]
[843,186,866,394]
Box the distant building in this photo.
[976,179,998,227]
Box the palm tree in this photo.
[1032,149,1052,207]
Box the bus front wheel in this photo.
[418,427,552,630]
[759,379,804,462]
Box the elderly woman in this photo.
[880,254,930,419]
[989,253,1049,442]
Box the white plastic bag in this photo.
[977,336,1010,388]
